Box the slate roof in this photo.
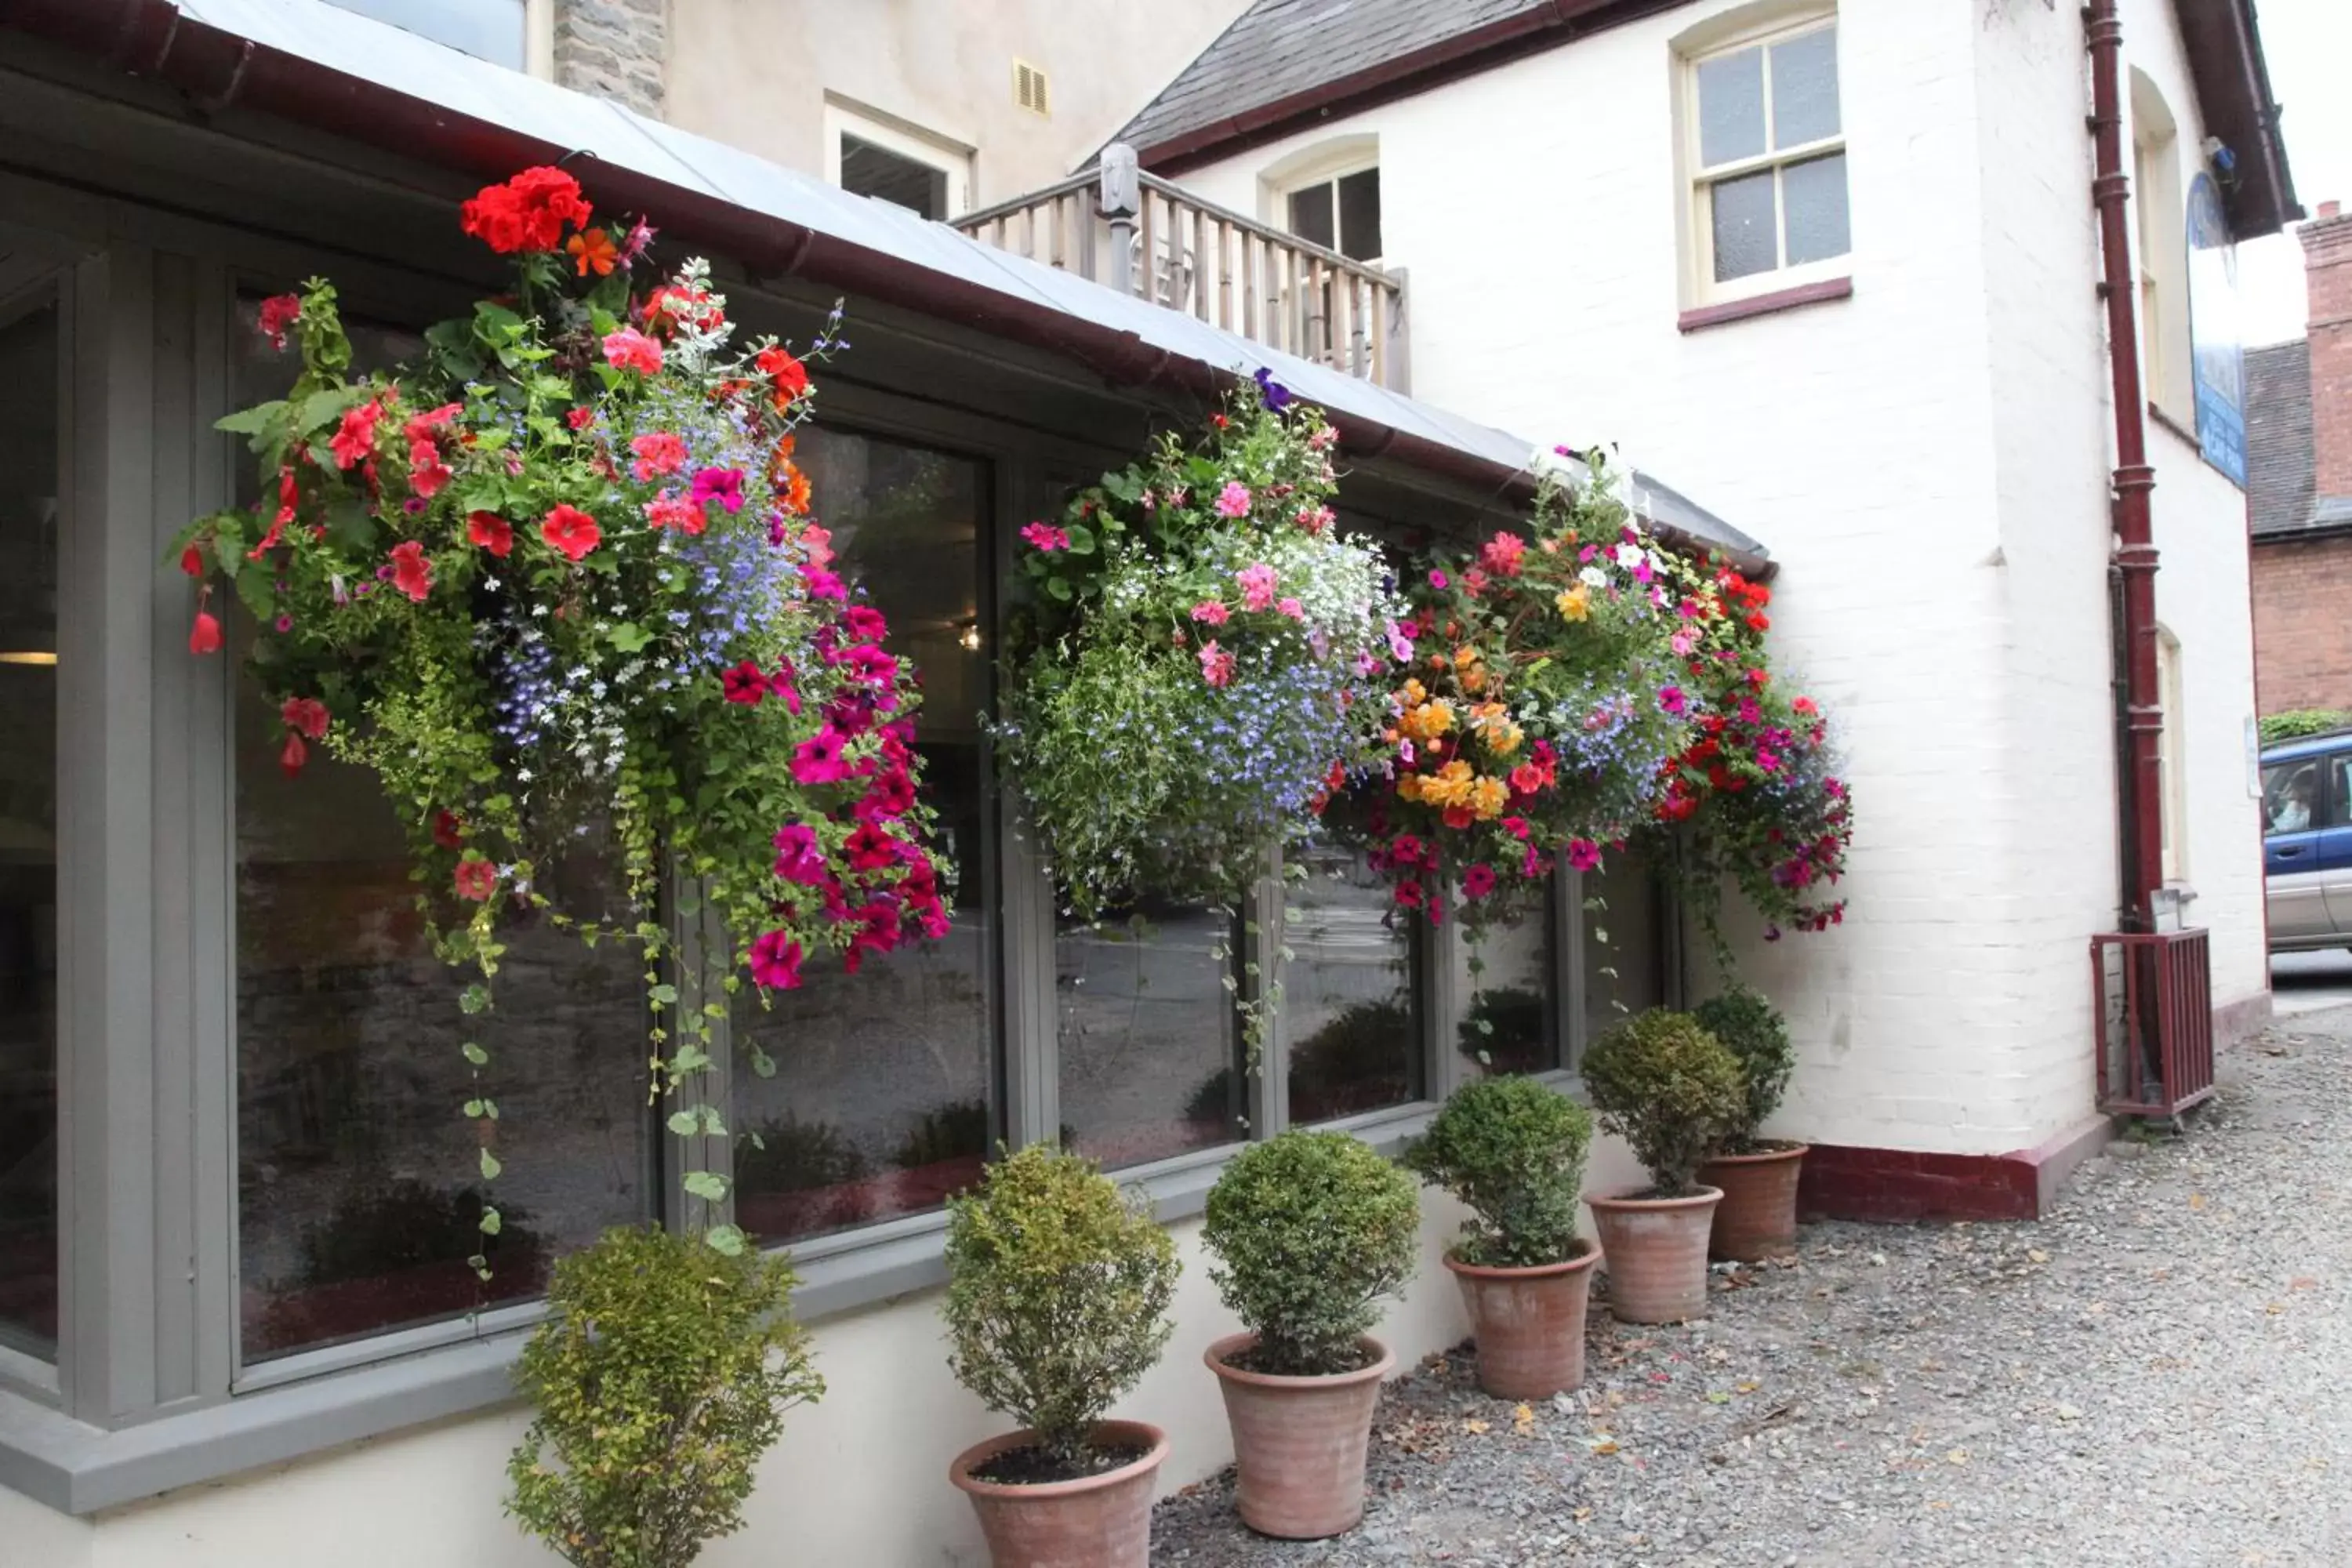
[1109,0,1548,162]
[2247,339,2318,539]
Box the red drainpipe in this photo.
[2087,0,2164,931]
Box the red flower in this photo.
[565,406,596,432]
[1462,863,1498,898]
[388,540,433,602]
[458,166,592,256]
[467,510,514,557]
[188,605,222,655]
[643,494,700,534]
[844,821,900,872]
[1442,804,1475,830]
[401,403,462,445]
[256,293,302,350]
[328,401,382,470]
[601,328,662,376]
[432,810,464,850]
[408,439,452,499]
[179,544,205,578]
[453,857,499,902]
[541,504,601,561]
[280,696,330,740]
[279,731,307,779]
[721,662,768,705]
[1508,763,1544,795]
[630,431,688,482]
[755,345,810,401]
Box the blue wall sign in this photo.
[2187,172,2246,488]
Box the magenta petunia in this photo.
[690,466,746,515]
[1565,839,1602,873]
[791,727,853,784]
[748,928,804,989]
[721,661,768,705]
[1461,863,1497,898]
[771,822,827,884]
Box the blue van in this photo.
[2260,731,2352,952]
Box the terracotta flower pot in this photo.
[1584,1186,1722,1324]
[1205,1332,1394,1540]
[1698,1143,1809,1261]
[949,1420,1169,1568]
[1442,1240,1600,1400]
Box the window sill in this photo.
[0,1106,1471,1516]
[1679,275,1853,334]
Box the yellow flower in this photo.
[1470,776,1511,819]
[1398,678,1428,706]
[1399,699,1455,742]
[1555,584,1591,622]
[1421,760,1475,808]
[1397,772,1426,802]
[1487,720,1523,757]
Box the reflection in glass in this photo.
[235,659,651,1359]
[731,427,997,1241]
[1058,903,1240,1170]
[1457,896,1558,1077]
[1697,45,1767,167]
[0,298,58,1358]
[1287,840,1421,1123]
[1581,856,1664,1051]
[230,307,648,1360]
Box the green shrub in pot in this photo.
[1693,986,1795,1152]
[506,1225,819,1568]
[942,1144,1179,1470]
[1580,1009,1745,1196]
[1201,1129,1419,1376]
[1405,1076,1592,1268]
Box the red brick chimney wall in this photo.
[2306,201,2352,503]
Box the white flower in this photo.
[1613,542,1644,571]
[1580,565,1609,588]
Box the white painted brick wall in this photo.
[1182,0,2267,1156]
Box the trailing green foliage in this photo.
[1693,985,1795,1152]
[942,1145,1178,1467]
[506,1226,818,1568]
[1202,1130,1419,1375]
[1405,1076,1592,1269]
[2259,709,2352,746]
[1579,1010,1744,1197]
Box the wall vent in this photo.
[1014,60,1050,117]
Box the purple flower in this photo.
[1659,685,1688,717]
[1253,365,1293,412]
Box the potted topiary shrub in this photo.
[506,1225,821,1568]
[1693,986,1808,1261]
[1201,1130,1420,1541]
[943,1145,1180,1568]
[1405,1076,1599,1399]
[1578,1010,1745,1324]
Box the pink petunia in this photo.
[748,928,805,989]
[846,605,888,641]
[1565,839,1602,873]
[791,728,853,784]
[771,823,827,884]
[1659,685,1688,717]
[1276,597,1305,620]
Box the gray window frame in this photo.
[0,156,1682,1515]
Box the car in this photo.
[2259,730,2352,952]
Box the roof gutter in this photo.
[1130,0,1686,178]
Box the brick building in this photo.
[2250,202,2352,714]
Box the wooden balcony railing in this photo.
[953,144,1410,392]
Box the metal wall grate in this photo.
[2090,927,2216,1117]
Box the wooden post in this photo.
[1100,143,1140,299]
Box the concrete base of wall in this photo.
[2214,987,2273,1047]
[1797,1112,2118,1223]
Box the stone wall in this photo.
[554,0,666,118]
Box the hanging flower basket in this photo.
[1348,452,1689,930]
[172,167,949,1255]
[1646,558,1852,944]
[993,372,1407,922]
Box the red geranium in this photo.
[280,696,330,740]
[756,345,810,402]
[453,857,499,902]
[541,504,601,561]
[256,293,302,350]
[458,166,592,256]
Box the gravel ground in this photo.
[1153,1010,2352,1566]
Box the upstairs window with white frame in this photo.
[826,103,973,223]
[1685,15,1849,297]
[2131,72,2194,426]
[1284,166,1383,263]
[321,0,535,69]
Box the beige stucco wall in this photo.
[662,0,1250,211]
